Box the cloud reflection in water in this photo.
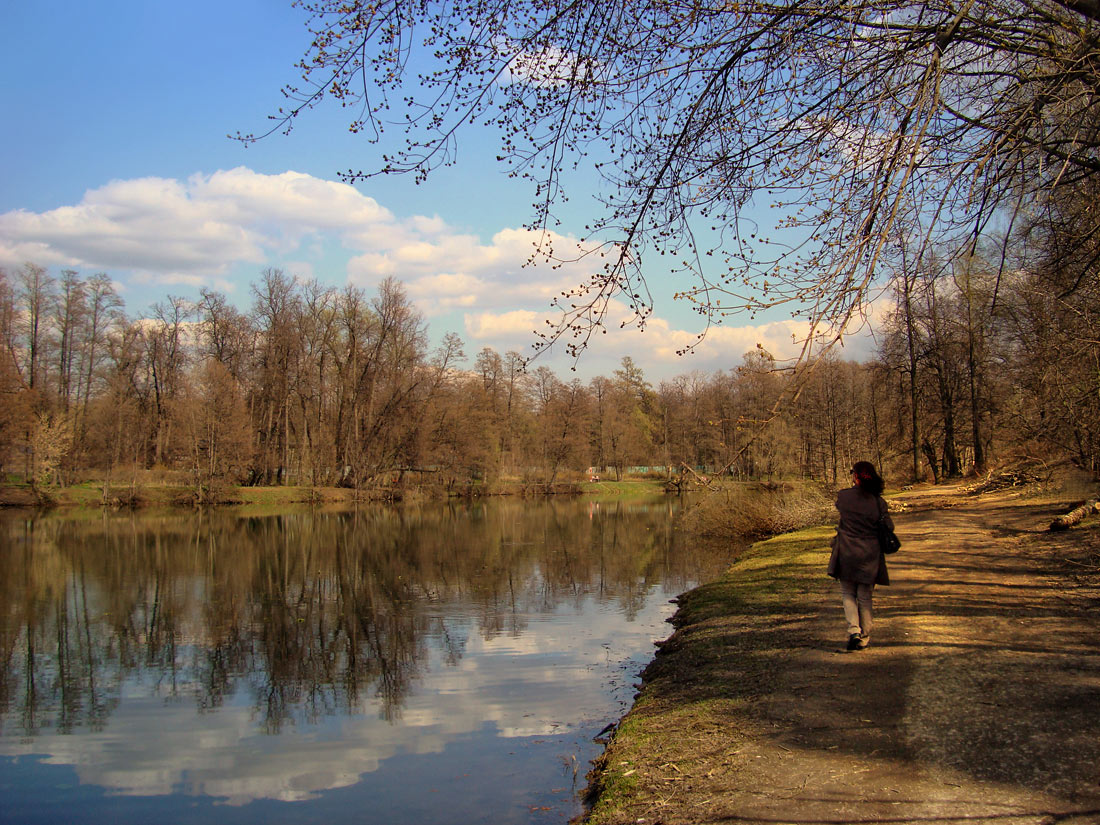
[0,498,734,813]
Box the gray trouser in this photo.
[839,580,874,637]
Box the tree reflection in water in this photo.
[0,498,732,741]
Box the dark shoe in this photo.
[846,633,862,651]
[856,635,869,650]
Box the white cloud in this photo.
[0,167,596,320]
[0,167,881,379]
[0,168,393,284]
[502,43,604,89]
[188,167,392,231]
[0,176,263,274]
[349,225,597,317]
[468,296,882,378]
[465,308,543,340]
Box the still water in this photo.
[0,496,734,824]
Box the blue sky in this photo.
[0,0,880,380]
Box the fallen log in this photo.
[1049,500,1100,531]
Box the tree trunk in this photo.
[921,440,940,484]
[903,274,922,482]
[1049,500,1099,531]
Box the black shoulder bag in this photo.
[876,498,901,555]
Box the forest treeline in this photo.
[1,248,1097,497]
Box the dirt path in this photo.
[587,486,1100,824]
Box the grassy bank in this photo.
[583,521,836,823]
[583,479,673,499]
[581,468,1100,824]
[580,470,1100,824]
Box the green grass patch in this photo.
[582,479,669,499]
[584,518,836,823]
[56,481,109,507]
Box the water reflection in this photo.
[0,497,734,822]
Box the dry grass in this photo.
[678,481,834,539]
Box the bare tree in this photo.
[180,359,252,484]
[76,274,124,442]
[246,0,1100,364]
[54,270,85,412]
[951,253,1001,474]
[196,288,253,381]
[250,269,300,484]
[146,296,193,467]
[1003,211,1100,475]
[531,368,590,483]
[17,263,54,391]
[0,269,31,474]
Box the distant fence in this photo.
[586,465,732,477]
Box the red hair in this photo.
[851,461,884,496]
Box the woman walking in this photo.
[827,461,893,651]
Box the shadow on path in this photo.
[596,488,1100,825]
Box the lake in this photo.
[0,496,736,824]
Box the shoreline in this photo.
[578,479,1100,824]
[0,478,671,511]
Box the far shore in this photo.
[0,477,674,511]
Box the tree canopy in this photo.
[243,0,1100,359]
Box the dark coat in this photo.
[827,486,891,585]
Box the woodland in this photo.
[0,247,1095,498]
